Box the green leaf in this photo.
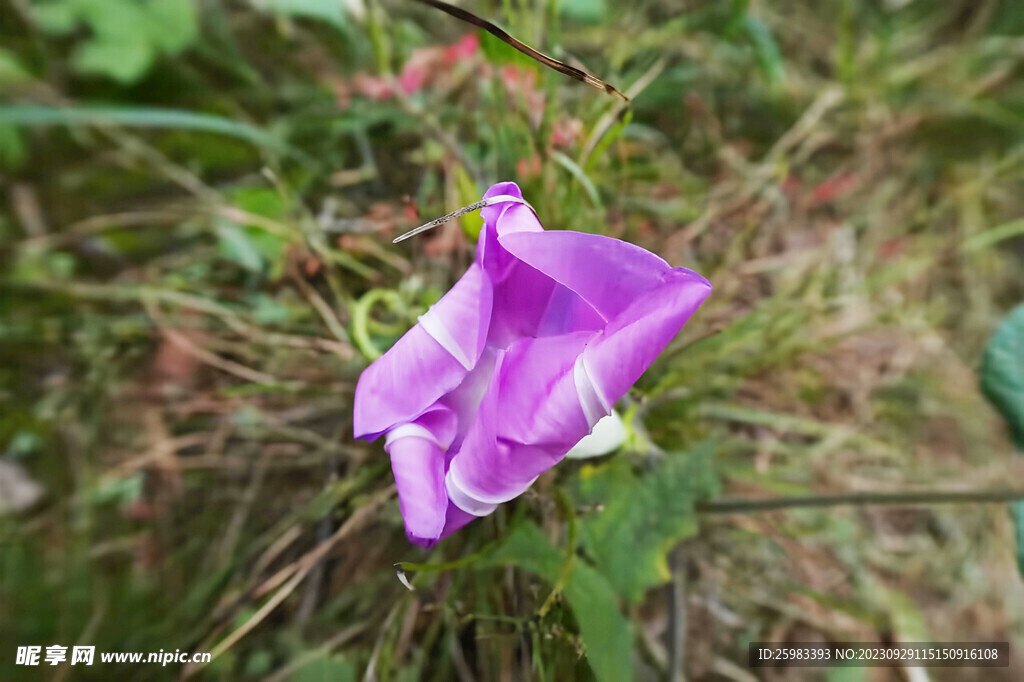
[0,49,32,90]
[551,151,602,209]
[574,442,718,602]
[981,306,1024,449]
[254,0,347,27]
[560,0,607,23]
[981,306,1024,578]
[216,221,266,273]
[0,125,26,170]
[31,1,78,35]
[30,0,197,84]
[454,163,482,240]
[483,522,632,682]
[247,293,292,325]
[144,0,199,52]
[232,186,288,221]
[72,38,155,84]
[245,651,274,677]
[249,230,291,279]
[741,14,785,88]
[858,576,930,641]
[77,0,150,41]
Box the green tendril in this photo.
[351,288,406,361]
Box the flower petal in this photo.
[533,282,605,337]
[353,327,465,441]
[480,182,543,238]
[439,503,477,540]
[484,263,604,345]
[476,182,543,280]
[447,438,565,508]
[476,183,605,342]
[491,332,594,446]
[486,257,559,346]
[438,348,498,454]
[385,428,449,547]
[581,268,712,405]
[497,230,676,321]
[353,264,493,440]
[417,263,493,370]
[447,333,594,507]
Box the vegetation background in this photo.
[1,0,1023,680]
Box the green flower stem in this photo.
[538,488,578,618]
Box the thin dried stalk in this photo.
[411,0,627,101]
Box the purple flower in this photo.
[353,182,711,547]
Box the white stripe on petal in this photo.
[574,354,611,428]
[418,308,474,371]
[444,469,499,517]
[385,423,443,449]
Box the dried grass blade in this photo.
[411,0,628,101]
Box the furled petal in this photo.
[384,405,460,547]
[581,268,712,406]
[484,263,604,346]
[480,182,543,238]
[476,182,543,281]
[497,230,674,322]
[490,332,594,447]
[476,183,605,341]
[353,263,493,440]
[438,348,498,454]
[385,425,448,547]
[533,282,606,337]
[446,333,595,508]
[486,256,561,346]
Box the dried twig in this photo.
[697,488,1024,514]
[392,194,534,243]
[411,0,627,101]
[145,299,281,385]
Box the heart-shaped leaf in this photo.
[982,306,1024,447]
[573,441,718,602]
[483,521,632,682]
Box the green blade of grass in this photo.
[0,104,290,155]
[962,218,1024,252]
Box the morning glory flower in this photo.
[354,182,711,546]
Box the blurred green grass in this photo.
[1,0,1023,680]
